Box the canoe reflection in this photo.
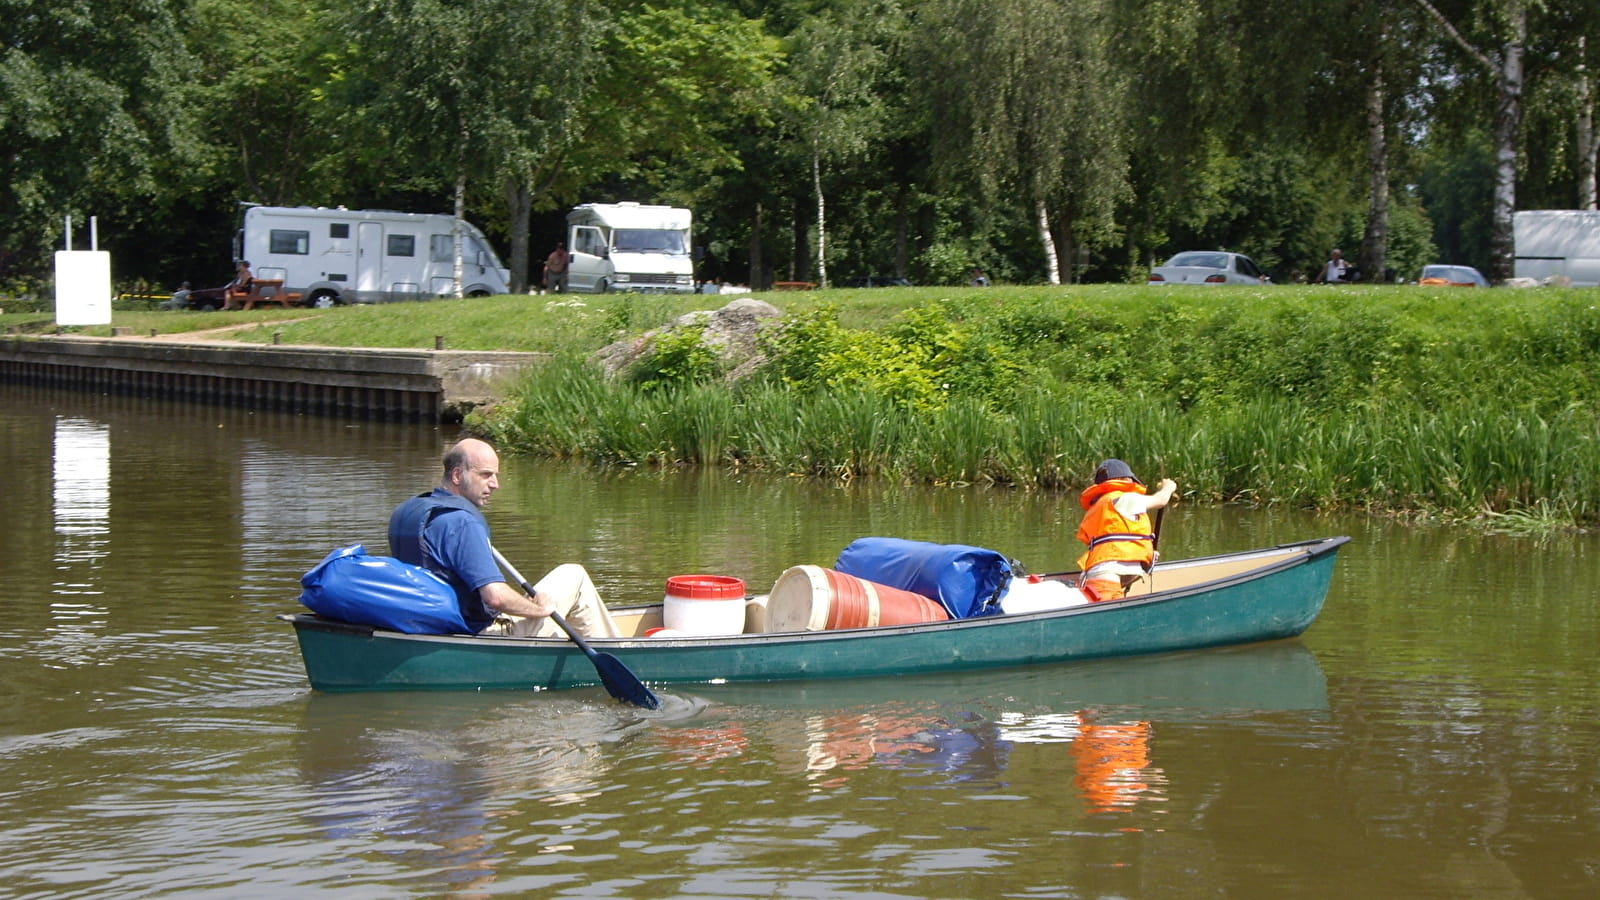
[295,691,650,893]
[675,640,1326,810]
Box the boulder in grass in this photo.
[594,298,783,380]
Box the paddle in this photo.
[1151,505,1166,559]
[490,545,661,710]
[1146,505,1165,585]
[1142,482,1176,593]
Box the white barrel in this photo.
[1000,578,1089,614]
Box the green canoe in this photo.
[281,536,1348,693]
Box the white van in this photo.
[565,202,695,294]
[1513,210,1600,286]
[240,206,511,306]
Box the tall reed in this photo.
[478,289,1600,530]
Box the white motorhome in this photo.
[239,206,510,306]
[565,202,695,294]
[1513,210,1600,286]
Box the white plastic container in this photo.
[662,574,747,635]
[1000,576,1090,614]
[743,595,770,633]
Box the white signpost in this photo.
[55,216,112,327]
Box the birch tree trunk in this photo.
[813,147,829,288]
[1579,37,1597,210]
[1360,41,1390,283]
[1413,0,1523,283]
[1490,18,1524,282]
[452,169,466,299]
[1036,197,1061,285]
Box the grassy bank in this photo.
[473,284,1600,532]
[10,284,1598,530]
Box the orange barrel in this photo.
[764,565,949,632]
[663,574,748,635]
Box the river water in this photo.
[2,383,1597,899]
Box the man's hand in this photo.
[482,580,554,619]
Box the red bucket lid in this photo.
[665,574,746,600]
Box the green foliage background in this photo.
[5,0,1599,295]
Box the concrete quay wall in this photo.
[0,335,545,423]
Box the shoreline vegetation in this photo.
[11,284,1598,534]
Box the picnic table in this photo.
[225,279,303,311]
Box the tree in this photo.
[1414,0,1527,282]
[775,0,903,288]
[185,0,341,207]
[1520,7,1600,210]
[335,0,599,294]
[1579,36,1597,208]
[918,0,1131,283]
[0,0,201,280]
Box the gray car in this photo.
[1148,251,1272,285]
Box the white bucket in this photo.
[662,574,748,635]
[743,595,770,633]
[1001,577,1089,614]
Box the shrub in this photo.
[627,324,725,393]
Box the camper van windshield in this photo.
[613,229,685,254]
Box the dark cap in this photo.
[1093,458,1141,484]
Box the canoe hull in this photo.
[284,536,1348,693]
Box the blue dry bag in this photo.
[834,537,1012,619]
[298,544,472,635]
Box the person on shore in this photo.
[163,281,192,311]
[223,260,254,309]
[1074,459,1176,602]
[1320,249,1350,283]
[543,242,570,294]
[388,438,622,638]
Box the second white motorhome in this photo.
[565,202,695,294]
[1513,210,1600,286]
[240,206,511,305]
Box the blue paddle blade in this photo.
[593,652,661,709]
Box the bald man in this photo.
[388,438,621,637]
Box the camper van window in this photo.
[573,226,605,257]
[387,235,416,257]
[330,224,350,239]
[430,235,453,263]
[615,229,685,254]
[270,230,310,255]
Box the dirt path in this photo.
[143,318,322,342]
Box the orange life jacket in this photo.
[1075,479,1155,572]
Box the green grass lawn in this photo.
[9,282,1590,353]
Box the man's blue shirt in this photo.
[389,488,504,630]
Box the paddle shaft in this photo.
[1152,505,1165,556]
[1144,505,1166,583]
[489,545,660,709]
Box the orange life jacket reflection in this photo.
[1075,479,1154,572]
[1071,717,1153,814]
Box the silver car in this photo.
[1417,264,1490,287]
[1148,251,1272,285]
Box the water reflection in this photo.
[661,642,1324,815]
[296,692,660,896]
[43,417,111,664]
[52,417,110,555]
